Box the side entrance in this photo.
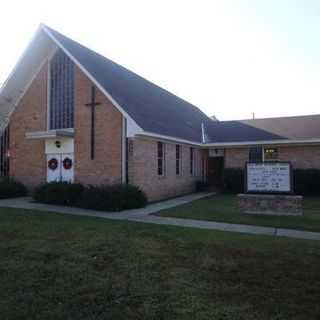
[207,153,224,187]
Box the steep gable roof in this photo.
[1,25,320,146]
[42,25,210,143]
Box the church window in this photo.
[49,50,74,129]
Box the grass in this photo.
[157,193,320,232]
[0,207,320,319]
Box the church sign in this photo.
[245,162,292,194]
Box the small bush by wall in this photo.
[293,169,320,196]
[33,182,147,211]
[33,182,84,205]
[223,168,244,193]
[78,184,147,211]
[0,177,27,199]
[196,181,209,192]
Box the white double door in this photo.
[47,153,74,183]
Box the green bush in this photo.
[33,182,147,211]
[293,169,320,196]
[196,181,209,192]
[78,184,147,211]
[223,168,244,193]
[33,182,84,205]
[0,177,27,199]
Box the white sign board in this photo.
[246,163,291,193]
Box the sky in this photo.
[0,0,320,120]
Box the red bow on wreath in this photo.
[63,157,73,170]
[48,158,58,170]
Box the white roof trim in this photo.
[40,25,144,136]
[136,131,202,146]
[0,27,43,97]
[204,138,320,148]
[26,129,74,140]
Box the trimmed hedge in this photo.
[0,177,27,199]
[78,184,147,211]
[33,182,147,211]
[196,181,209,192]
[223,168,244,193]
[33,182,84,205]
[293,169,320,196]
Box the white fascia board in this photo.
[204,139,320,148]
[41,25,144,135]
[0,26,43,96]
[136,131,202,146]
[26,129,74,140]
[0,29,57,132]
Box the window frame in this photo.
[48,49,75,130]
[263,147,279,162]
[190,147,194,175]
[176,144,182,176]
[157,141,165,176]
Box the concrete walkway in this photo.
[0,193,319,241]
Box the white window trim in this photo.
[263,147,279,162]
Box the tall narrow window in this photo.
[176,145,181,175]
[157,142,165,176]
[190,147,194,175]
[0,126,10,177]
[49,50,74,129]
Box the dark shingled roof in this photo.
[44,26,320,145]
[45,26,210,143]
[205,115,320,143]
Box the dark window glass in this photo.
[0,126,10,177]
[50,50,74,129]
[190,147,194,175]
[157,142,165,176]
[264,148,278,161]
[176,145,181,175]
[249,147,262,163]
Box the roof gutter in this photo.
[204,138,320,148]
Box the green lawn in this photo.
[157,194,320,232]
[0,208,320,319]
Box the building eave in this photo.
[203,138,320,148]
[25,129,74,140]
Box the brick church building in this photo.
[1,25,320,201]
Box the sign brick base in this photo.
[237,194,303,216]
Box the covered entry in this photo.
[207,149,224,187]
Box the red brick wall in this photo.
[128,137,207,201]
[9,63,48,187]
[74,67,123,185]
[224,148,249,168]
[224,145,320,169]
[279,146,320,169]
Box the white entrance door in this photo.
[61,153,74,182]
[47,153,74,182]
[47,154,61,182]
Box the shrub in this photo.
[293,169,320,196]
[0,177,27,199]
[196,181,209,192]
[223,168,244,193]
[78,184,147,211]
[33,182,84,205]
